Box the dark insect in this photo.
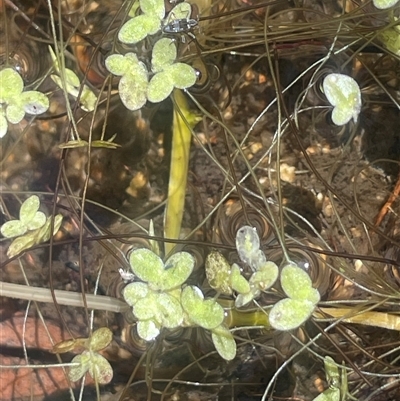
[162,17,198,34]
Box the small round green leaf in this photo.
[89,327,113,352]
[152,38,177,72]
[0,112,8,138]
[211,325,236,361]
[205,251,233,295]
[79,86,97,112]
[105,54,130,76]
[168,2,192,20]
[1,220,27,238]
[0,68,23,102]
[378,28,400,56]
[19,195,40,223]
[373,0,399,9]
[69,352,90,382]
[280,263,320,304]
[249,261,279,291]
[131,248,162,285]
[129,249,194,290]
[123,282,149,306]
[137,319,160,341]
[236,225,261,266]
[168,63,197,89]
[36,214,63,242]
[154,291,184,328]
[7,233,36,258]
[118,14,161,44]
[181,285,224,330]
[235,289,258,308]
[21,91,49,115]
[323,73,361,126]
[140,0,165,19]
[6,103,25,124]
[119,72,148,111]
[147,71,174,103]
[88,353,113,384]
[26,211,46,231]
[230,264,251,294]
[269,298,315,331]
[133,292,158,320]
[160,251,194,290]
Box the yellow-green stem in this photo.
[164,90,198,256]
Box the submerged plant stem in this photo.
[0,281,129,313]
[164,90,193,255]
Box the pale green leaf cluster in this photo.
[0,195,63,258]
[122,248,236,360]
[0,68,49,138]
[149,38,197,101]
[322,73,361,126]
[205,251,250,295]
[123,248,194,340]
[49,47,97,112]
[69,327,113,384]
[269,263,320,331]
[180,285,235,360]
[233,225,320,330]
[119,0,192,44]
[373,0,399,9]
[234,226,279,307]
[105,38,196,111]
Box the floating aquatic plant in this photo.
[123,248,194,340]
[0,68,49,138]
[62,327,114,385]
[1,195,63,258]
[106,39,196,111]
[269,263,320,331]
[234,226,279,307]
[322,73,361,126]
[118,0,193,44]
[49,46,97,112]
